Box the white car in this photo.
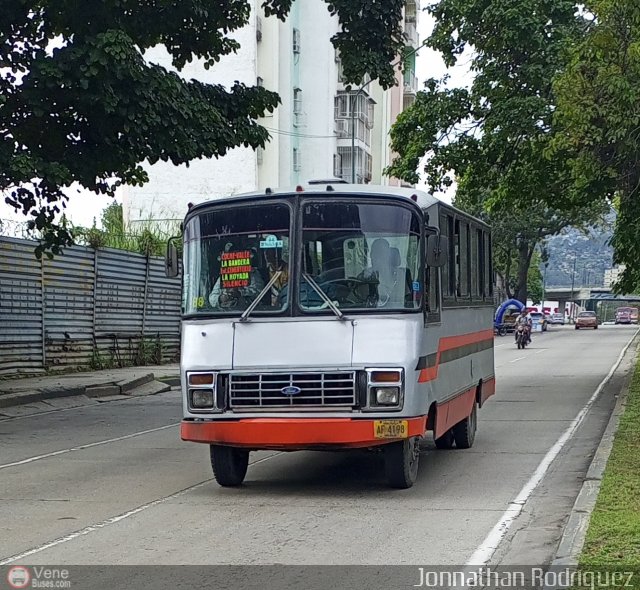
[549,313,565,325]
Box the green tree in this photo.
[551,0,640,293]
[1,0,405,257]
[386,0,606,303]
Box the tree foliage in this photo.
[387,0,606,303]
[551,0,640,293]
[1,0,405,257]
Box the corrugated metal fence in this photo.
[0,237,181,376]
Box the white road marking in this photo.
[0,453,281,565]
[509,357,526,363]
[466,328,640,566]
[0,423,180,471]
[535,349,548,354]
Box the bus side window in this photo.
[455,219,469,298]
[471,226,480,298]
[439,213,455,299]
[484,232,493,298]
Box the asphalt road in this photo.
[0,324,637,567]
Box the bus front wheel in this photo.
[210,445,249,487]
[384,437,420,489]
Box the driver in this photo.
[358,238,405,307]
[209,244,265,309]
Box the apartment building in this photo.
[123,0,420,227]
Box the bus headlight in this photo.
[190,389,214,409]
[365,368,404,409]
[374,387,400,405]
[187,371,218,411]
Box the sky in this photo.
[0,8,469,229]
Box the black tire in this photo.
[453,403,477,449]
[575,326,579,330]
[594,325,598,329]
[210,445,249,487]
[384,437,420,489]
[434,428,455,449]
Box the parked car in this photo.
[575,311,598,330]
[549,313,565,325]
[615,307,635,324]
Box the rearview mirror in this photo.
[426,234,448,267]
[165,239,179,278]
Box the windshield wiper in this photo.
[302,273,347,321]
[239,271,283,322]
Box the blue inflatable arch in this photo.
[495,298,524,325]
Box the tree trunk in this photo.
[514,241,534,304]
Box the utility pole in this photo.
[542,262,548,311]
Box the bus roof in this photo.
[190,182,441,211]
[186,182,490,231]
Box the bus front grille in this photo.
[228,372,357,408]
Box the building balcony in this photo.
[404,22,418,47]
[403,71,418,95]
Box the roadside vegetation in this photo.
[580,353,640,568]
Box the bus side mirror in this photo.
[165,239,179,278]
[427,235,448,267]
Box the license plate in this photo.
[374,420,409,439]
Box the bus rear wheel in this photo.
[453,403,477,449]
[434,428,455,449]
[384,437,420,489]
[210,445,249,487]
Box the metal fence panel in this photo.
[0,237,181,375]
[0,238,44,375]
[43,245,95,371]
[145,258,182,362]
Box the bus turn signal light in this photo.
[188,373,214,386]
[370,371,401,383]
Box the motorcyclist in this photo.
[514,309,532,343]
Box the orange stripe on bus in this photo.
[418,328,494,383]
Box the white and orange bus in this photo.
[166,182,495,488]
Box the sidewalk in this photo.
[0,364,180,411]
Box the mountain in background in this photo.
[542,226,614,288]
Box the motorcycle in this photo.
[515,324,529,349]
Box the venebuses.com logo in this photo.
[7,567,30,589]
[5,566,71,589]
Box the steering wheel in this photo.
[312,278,373,307]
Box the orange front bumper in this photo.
[181,416,427,450]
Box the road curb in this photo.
[547,333,639,571]
[0,371,180,411]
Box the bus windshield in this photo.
[182,203,291,316]
[299,200,422,312]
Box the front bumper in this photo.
[181,416,427,450]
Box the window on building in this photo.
[333,153,342,178]
[293,88,303,127]
[293,28,301,53]
[293,147,301,172]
